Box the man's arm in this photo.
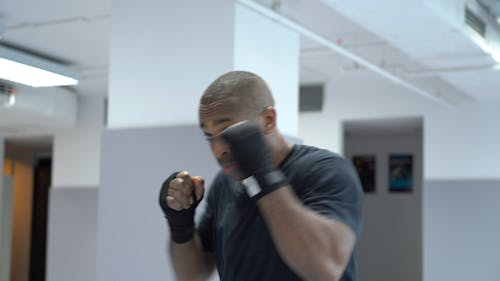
[220,122,361,281]
[159,171,215,281]
[257,187,356,281]
[169,234,215,281]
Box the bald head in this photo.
[199,71,290,168]
[200,71,275,118]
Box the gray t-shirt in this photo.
[198,144,363,281]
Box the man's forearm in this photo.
[169,234,214,281]
[257,187,355,281]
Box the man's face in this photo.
[199,99,249,180]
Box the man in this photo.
[159,71,363,281]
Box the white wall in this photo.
[300,112,343,154]
[425,102,500,179]
[299,71,500,179]
[345,132,423,281]
[300,72,441,154]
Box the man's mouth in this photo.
[218,155,240,175]
[222,162,237,174]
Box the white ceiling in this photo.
[318,0,500,101]
[0,0,499,137]
[0,0,111,97]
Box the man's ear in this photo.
[261,106,276,134]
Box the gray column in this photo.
[97,1,301,281]
[0,138,13,281]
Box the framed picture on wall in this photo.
[352,155,376,193]
[388,154,413,192]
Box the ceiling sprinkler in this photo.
[0,82,16,107]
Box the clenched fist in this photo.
[159,171,205,243]
[221,121,288,199]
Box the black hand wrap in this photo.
[221,121,289,199]
[158,172,198,243]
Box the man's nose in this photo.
[210,135,230,158]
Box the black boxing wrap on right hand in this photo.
[158,172,199,243]
[221,121,289,199]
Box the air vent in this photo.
[299,84,324,112]
[465,7,486,37]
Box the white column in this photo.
[108,1,300,132]
[52,96,105,188]
[107,0,235,128]
[52,128,101,187]
[234,3,300,136]
[47,97,104,281]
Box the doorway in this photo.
[343,117,423,281]
[2,137,52,281]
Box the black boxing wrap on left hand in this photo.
[220,121,289,199]
[158,172,199,243]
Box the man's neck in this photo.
[270,134,294,168]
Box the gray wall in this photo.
[345,133,423,281]
[0,139,11,281]
[97,125,219,281]
[0,177,13,281]
[46,187,98,281]
[0,138,3,221]
[424,180,500,281]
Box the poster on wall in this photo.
[388,154,413,192]
[352,155,376,193]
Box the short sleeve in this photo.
[301,155,364,236]
[196,173,222,253]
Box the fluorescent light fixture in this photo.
[0,45,79,87]
[497,17,500,24]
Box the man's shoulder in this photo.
[207,171,245,199]
[286,144,345,170]
[286,145,359,191]
[205,171,228,199]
